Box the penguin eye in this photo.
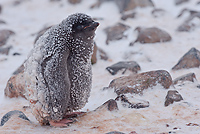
[76,25,84,30]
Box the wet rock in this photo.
[95,99,119,112]
[91,0,154,13]
[177,23,195,32]
[4,72,26,99]
[175,0,189,5]
[0,30,15,47]
[106,61,141,75]
[116,94,149,109]
[173,73,196,85]
[105,131,125,134]
[34,26,52,44]
[108,70,172,95]
[68,0,81,4]
[130,27,172,46]
[104,23,130,45]
[13,63,25,75]
[121,11,136,20]
[0,46,12,55]
[91,43,108,64]
[151,8,166,18]
[172,47,200,70]
[165,90,183,106]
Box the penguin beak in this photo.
[84,22,99,31]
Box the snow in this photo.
[0,0,200,133]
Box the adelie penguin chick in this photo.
[1,13,99,127]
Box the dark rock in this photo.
[121,11,136,20]
[108,70,172,95]
[0,20,6,24]
[13,52,21,56]
[50,0,61,2]
[91,43,109,64]
[4,72,26,99]
[106,61,141,75]
[68,0,81,4]
[172,47,200,70]
[13,0,30,6]
[0,46,12,55]
[34,26,52,44]
[95,99,119,112]
[130,27,172,46]
[105,131,125,134]
[12,63,25,75]
[91,0,154,13]
[173,73,196,85]
[0,110,30,126]
[175,0,189,5]
[165,90,183,106]
[116,94,149,109]
[0,30,15,47]
[0,5,2,14]
[151,8,166,18]
[177,9,200,32]
[104,23,130,45]
[197,1,200,4]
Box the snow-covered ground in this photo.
[0,0,200,133]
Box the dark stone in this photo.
[0,20,6,24]
[91,0,154,13]
[121,11,136,20]
[108,70,172,95]
[165,90,183,106]
[13,0,30,6]
[116,94,149,109]
[175,0,189,5]
[0,5,2,14]
[0,110,30,126]
[106,61,141,75]
[105,131,125,134]
[177,8,198,18]
[12,63,25,75]
[13,52,21,56]
[130,27,171,46]
[0,30,15,47]
[197,1,200,4]
[151,8,166,18]
[177,23,195,32]
[173,73,196,85]
[0,46,12,55]
[34,26,52,44]
[68,0,81,4]
[4,72,26,99]
[95,99,119,112]
[172,47,200,70]
[104,23,130,45]
[98,47,109,61]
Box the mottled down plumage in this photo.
[24,13,99,125]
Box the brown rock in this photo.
[108,70,172,95]
[68,0,81,4]
[0,46,12,55]
[164,90,183,106]
[91,0,154,13]
[130,27,172,46]
[106,61,141,75]
[175,0,189,5]
[0,30,15,47]
[177,23,195,32]
[4,71,26,99]
[121,11,136,20]
[172,47,200,70]
[116,94,149,109]
[104,23,130,45]
[91,43,109,64]
[173,73,196,85]
[95,99,119,112]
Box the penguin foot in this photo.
[49,118,74,127]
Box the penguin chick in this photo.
[23,13,99,127]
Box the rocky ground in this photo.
[0,0,200,133]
